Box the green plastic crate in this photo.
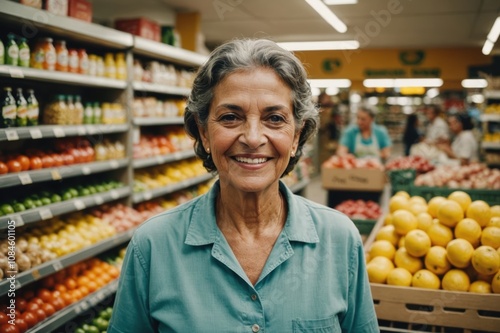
[410,186,500,206]
[352,219,377,235]
[388,169,416,194]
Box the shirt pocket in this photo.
[292,314,341,333]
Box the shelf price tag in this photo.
[133,127,140,144]
[53,127,65,138]
[9,68,24,78]
[87,126,97,135]
[143,191,153,201]
[74,199,86,210]
[110,190,119,200]
[29,128,43,139]
[52,261,63,271]
[12,214,24,227]
[18,173,33,185]
[51,170,62,180]
[110,160,120,169]
[32,269,41,280]
[95,196,104,205]
[77,126,86,136]
[39,208,53,220]
[155,156,165,165]
[82,166,91,175]
[5,130,19,141]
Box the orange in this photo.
[468,280,492,293]
[436,199,464,228]
[394,191,410,199]
[384,213,393,226]
[389,195,410,213]
[426,222,453,247]
[447,191,472,212]
[442,269,470,291]
[454,218,482,247]
[488,217,500,228]
[412,269,440,289]
[446,239,474,268]
[492,271,500,293]
[472,245,500,275]
[427,196,446,218]
[409,203,428,216]
[481,226,500,249]
[366,256,394,284]
[490,205,500,218]
[369,240,397,261]
[416,212,433,231]
[386,267,412,287]
[392,209,418,236]
[375,225,400,247]
[425,246,451,275]
[409,196,427,206]
[404,229,431,257]
[394,247,423,274]
[466,200,492,227]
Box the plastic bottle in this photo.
[6,34,19,66]
[92,102,102,124]
[88,54,97,76]
[66,95,76,124]
[0,39,4,65]
[30,40,45,69]
[55,40,69,72]
[101,102,111,124]
[18,37,30,68]
[96,56,105,77]
[15,88,28,127]
[26,89,39,126]
[41,38,56,71]
[78,49,89,75]
[83,102,93,124]
[74,95,84,125]
[115,53,127,80]
[68,49,79,73]
[1,87,17,128]
[104,53,116,79]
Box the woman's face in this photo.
[356,110,373,131]
[448,116,462,134]
[198,68,300,193]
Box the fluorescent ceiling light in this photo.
[363,78,443,88]
[367,96,379,105]
[324,0,357,4]
[350,93,361,104]
[308,79,352,88]
[461,79,488,89]
[304,0,347,33]
[278,40,359,51]
[311,87,321,96]
[387,97,411,106]
[426,88,440,99]
[483,17,500,55]
[470,94,485,104]
[325,87,339,95]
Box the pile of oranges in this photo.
[366,190,500,293]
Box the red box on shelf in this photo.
[68,0,92,22]
[114,17,161,42]
[44,0,68,16]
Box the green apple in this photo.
[79,188,91,197]
[40,197,52,205]
[69,188,78,197]
[51,194,62,203]
[13,203,26,212]
[62,191,73,201]
[95,185,105,193]
[87,185,97,194]
[0,204,14,216]
[22,198,36,210]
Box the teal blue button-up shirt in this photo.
[108,181,379,332]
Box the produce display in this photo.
[133,158,206,192]
[73,307,113,333]
[385,155,434,173]
[132,97,186,118]
[133,128,193,159]
[367,190,500,293]
[485,103,500,114]
[0,180,124,215]
[322,154,383,170]
[0,238,55,279]
[334,200,382,220]
[414,163,500,189]
[91,203,144,233]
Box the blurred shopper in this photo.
[402,113,423,156]
[437,113,478,165]
[337,107,392,161]
[424,104,450,143]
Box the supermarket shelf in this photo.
[484,90,500,99]
[289,179,309,194]
[0,158,129,189]
[133,173,213,203]
[133,150,196,169]
[0,65,127,88]
[133,117,184,126]
[27,280,119,333]
[480,113,500,122]
[481,141,500,149]
[133,36,208,67]
[0,229,134,296]
[0,187,131,229]
[0,0,133,48]
[133,81,191,96]
[0,124,129,142]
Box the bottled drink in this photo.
[1,87,17,128]
[66,95,76,124]
[78,49,89,75]
[96,56,105,77]
[74,95,84,124]
[55,40,69,72]
[6,33,19,66]
[0,38,4,65]
[93,102,102,124]
[68,49,79,73]
[31,39,45,69]
[40,37,56,71]
[104,53,116,79]
[18,37,30,68]
[83,102,93,124]
[26,89,39,126]
[88,54,97,76]
[15,88,28,127]
[115,53,127,80]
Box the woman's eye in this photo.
[269,114,285,123]
[220,114,238,122]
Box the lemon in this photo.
[488,216,500,228]
[375,225,400,247]
[491,205,500,218]
[416,212,433,231]
[394,191,410,199]
[492,270,500,293]
[446,239,474,268]
[472,245,500,275]
[468,280,492,293]
[412,269,440,289]
[426,222,453,247]
[398,236,405,249]
[409,196,427,205]
[481,226,500,249]
[447,191,472,212]
[425,246,451,275]
[389,196,410,213]
[409,203,428,216]
[387,267,412,287]
[466,200,492,227]
[427,196,446,218]
[367,256,395,284]
[437,199,464,228]
[392,209,418,236]
[405,229,431,257]
[454,218,482,247]
[384,213,393,226]
[369,240,396,261]
[442,269,470,291]
[394,247,423,274]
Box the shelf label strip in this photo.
[5,130,19,141]
[29,128,43,139]
[39,208,53,220]
[18,173,33,185]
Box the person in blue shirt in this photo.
[337,107,392,161]
[108,39,379,333]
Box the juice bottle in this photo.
[15,88,28,127]
[6,34,19,66]
[88,54,97,76]
[31,40,45,69]
[26,89,39,126]
[18,37,30,68]
[74,95,84,124]
[66,95,76,124]
[93,101,102,124]
[68,49,79,73]
[1,87,17,128]
[83,102,93,124]
[55,40,69,72]
[104,53,116,79]
[96,56,105,77]
[41,38,56,71]
[115,53,127,80]
[78,49,89,75]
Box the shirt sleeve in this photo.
[108,239,157,333]
[340,126,355,153]
[375,125,392,149]
[341,238,379,332]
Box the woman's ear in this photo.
[197,118,210,152]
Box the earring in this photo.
[291,150,295,157]
[206,147,210,154]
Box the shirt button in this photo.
[252,324,260,332]
[251,294,258,301]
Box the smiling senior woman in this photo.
[108,39,378,333]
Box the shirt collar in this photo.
[185,180,319,246]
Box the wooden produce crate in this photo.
[365,217,500,332]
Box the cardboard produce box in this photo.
[68,0,92,22]
[115,17,161,42]
[321,167,386,191]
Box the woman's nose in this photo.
[240,119,267,149]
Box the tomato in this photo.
[16,298,27,313]
[40,303,55,317]
[16,155,30,171]
[62,153,75,165]
[34,308,46,322]
[21,311,37,328]
[6,160,22,173]
[51,154,64,167]
[0,323,20,333]
[41,155,54,168]
[14,318,28,333]
[29,156,43,170]
[0,162,8,174]
[50,297,65,311]
[37,289,53,303]
[25,302,39,312]
[0,312,8,325]
[20,290,35,301]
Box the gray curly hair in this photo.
[184,38,319,176]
